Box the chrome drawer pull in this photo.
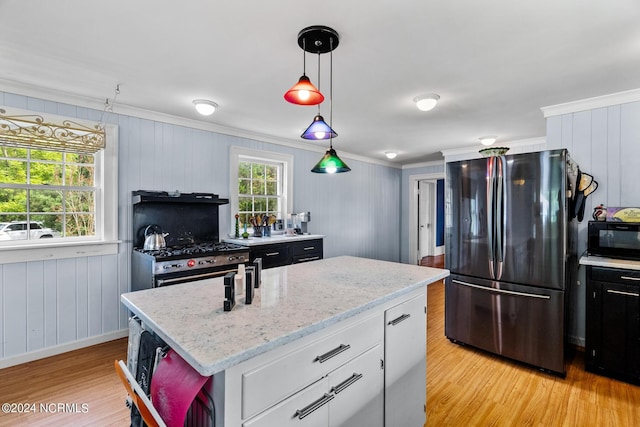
[314,344,351,363]
[303,246,315,251]
[294,393,334,420]
[388,313,411,326]
[298,256,320,262]
[330,373,363,395]
[265,252,280,256]
[606,289,640,297]
[620,276,640,282]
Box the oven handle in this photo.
[156,268,238,286]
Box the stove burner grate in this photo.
[135,242,246,258]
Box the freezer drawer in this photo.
[445,274,566,375]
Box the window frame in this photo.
[229,146,293,235]
[0,121,118,263]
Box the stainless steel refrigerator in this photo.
[444,149,579,375]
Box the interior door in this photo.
[418,181,434,259]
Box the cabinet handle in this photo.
[606,289,640,297]
[298,256,320,262]
[388,313,411,326]
[620,276,640,282]
[265,252,280,256]
[330,372,363,395]
[294,393,334,420]
[303,246,315,251]
[314,344,351,363]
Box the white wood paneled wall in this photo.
[546,100,640,346]
[0,90,403,364]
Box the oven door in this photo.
[154,267,239,287]
[588,221,640,260]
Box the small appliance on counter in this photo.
[588,220,640,260]
[288,212,311,234]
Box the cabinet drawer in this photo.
[241,313,381,420]
[251,244,292,269]
[590,267,640,286]
[243,377,329,427]
[292,239,323,256]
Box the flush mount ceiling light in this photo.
[479,136,497,146]
[413,94,440,112]
[193,99,218,116]
[385,152,398,159]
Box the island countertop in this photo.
[121,256,449,376]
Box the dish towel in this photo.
[150,349,210,427]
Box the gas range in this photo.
[134,242,249,276]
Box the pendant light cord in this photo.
[317,52,321,115]
[329,37,334,149]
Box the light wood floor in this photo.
[1,262,639,426]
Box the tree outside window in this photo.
[0,146,96,240]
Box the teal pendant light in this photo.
[311,145,350,174]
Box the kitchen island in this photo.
[121,256,449,426]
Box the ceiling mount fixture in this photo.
[413,94,440,112]
[193,99,218,116]
[385,152,398,159]
[479,136,497,146]
[292,26,348,174]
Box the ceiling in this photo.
[1,0,640,165]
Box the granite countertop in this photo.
[121,256,449,376]
[579,255,640,271]
[223,234,324,247]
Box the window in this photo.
[229,147,293,232]
[0,107,118,262]
[0,147,96,240]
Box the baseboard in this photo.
[567,334,585,348]
[0,329,128,370]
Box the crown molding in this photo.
[0,79,400,169]
[401,160,445,170]
[541,88,640,118]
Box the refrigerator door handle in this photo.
[452,279,552,299]
[495,155,506,280]
[487,157,496,279]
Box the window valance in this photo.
[0,107,105,154]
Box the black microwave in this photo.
[588,221,640,260]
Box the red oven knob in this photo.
[187,259,196,268]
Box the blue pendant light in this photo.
[301,114,337,140]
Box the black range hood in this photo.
[132,190,229,247]
[133,190,229,205]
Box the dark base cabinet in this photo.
[585,266,640,385]
[249,238,323,270]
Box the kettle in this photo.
[143,224,168,250]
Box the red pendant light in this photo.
[284,75,324,105]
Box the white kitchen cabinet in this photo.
[384,293,427,426]
[244,344,383,427]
